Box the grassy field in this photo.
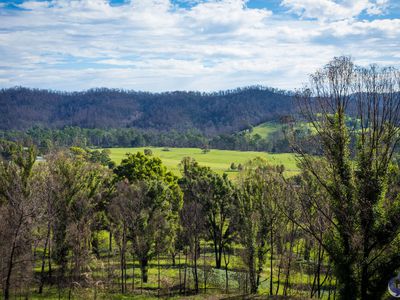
[250,121,317,138]
[106,147,300,177]
[250,122,282,138]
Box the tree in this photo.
[46,151,110,283]
[0,146,39,300]
[234,159,284,294]
[144,148,153,156]
[112,152,182,283]
[294,56,400,299]
[180,158,235,269]
[179,196,204,293]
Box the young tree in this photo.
[294,56,400,299]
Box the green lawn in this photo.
[106,147,300,177]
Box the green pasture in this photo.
[106,147,300,177]
[250,122,282,138]
[250,121,317,138]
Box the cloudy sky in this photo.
[0,0,399,91]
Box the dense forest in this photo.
[1,57,400,300]
[0,86,292,135]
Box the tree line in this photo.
[1,57,400,300]
[0,120,314,155]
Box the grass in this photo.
[250,122,282,139]
[9,229,334,299]
[106,147,300,177]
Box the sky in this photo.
[0,0,399,92]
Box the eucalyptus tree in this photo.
[294,56,400,299]
[179,157,235,269]
[112,152,183,283]
[0,145,40,300]
[234,158,284,294]
[46,151,111,282]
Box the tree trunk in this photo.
[140,258,149,283]
[213,238,222,269]
[275,256,282,295]
[269,227,273,295]
[4,221,22,300]
[223,248,230,294]
[109,230,112,253]
[91,232,100,259]
[183,252,187,295]
[360,261,368,300]
[178,251,182,293]
[248,245,257,294]
[48,237,52,280]
[157,253,161,297]
[132,254,135,291]
[39,223,51,294]
[203,242,207,293]
[193,248,199,293]
[171,253,176,267]
[283,221,295,296]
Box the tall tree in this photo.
[294,56,400,299]
[179,157,235,269]
[234,159,284,294]
[0,146,39,300]
[47,151,110,282]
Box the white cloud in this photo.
[281,0,389,21]
[0,0,398,91]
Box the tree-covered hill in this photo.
[0,86,293,134]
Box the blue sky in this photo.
[0,0,399,91]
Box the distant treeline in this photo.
[0,124,315,154]
[0,86,293,134]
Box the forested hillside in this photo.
[0,86,292,134]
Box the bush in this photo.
[144,148,153,156]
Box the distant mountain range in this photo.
[0,86,293,135]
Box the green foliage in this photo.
[144,148,153,156]
[110,151,183,283]
[46,151,111,276]
[0,145,38,300]
[297,56,400,299]
[69,146,115,168]
[234,159,284,293]
[179,158,235,268]
[114,152,177,185]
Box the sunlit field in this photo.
[106,147,300,177]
